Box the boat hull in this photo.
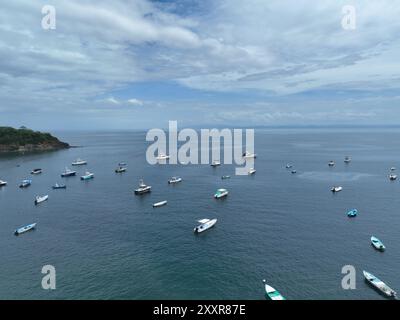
[153,201,167,207]
[15,223,36,235]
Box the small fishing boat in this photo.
[347,209,358,217]
[328,160,335,167]
[52,183,66,189]
[115,166,127,173]
[285,164,293,169]
[168,176,182,184]
[371,236,385,251]
[390,167,396,171]
[210,160,221,167]
[156,153,170,161]
[214,188,229,199]
[363,271,397,298]
[194,218,217,233]
[35,194,49,205]
[242,151,257,159]
[0,180,7,187]
[221,175,231,180]
[31,168,42,175]
[344,156,351,164]
[262,280,286,300]
[331,186,343,193]
[61,167,76,177]
[291,170,297,174]
[153,200,167,208]
[72,158,87,166]
[19,179,32,188]
[80,171,94,180]
[14,223,36,235]
[389,174,397,181]
[134,179,151,195]
[248,168,256,175]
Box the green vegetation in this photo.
[0,126,69,152]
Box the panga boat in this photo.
[371,236,385,251]
[153,200,167,208]
[194,218,217,233]
[248,168,256,175]
[347,209,357,217]
[31,168,42,175]
[134,179,151,195]
[331,186,343,193]
[214,188,229,199]
[80,172,94,180]
[52,183,66,189]
[210,160,221,167]
[0,180,7,187]
[344,156,351,163]
[363,271,397,298]
[19,179,32,188]
[285,164,293,169]
[156,153,170,161]
[72,158,87,166]
[262,280,285,300]
[168,177,182,184]
[35,195,49,205]
[14,223,36,235]
[389,174,397,181]
[221,175,231,179]
[115,166,127,173]
[242,151,257,159]
[61,167,76,177]
[328,160,335,167]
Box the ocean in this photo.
[0,128,399,299]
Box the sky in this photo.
[0,0,400,130]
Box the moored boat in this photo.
[242,151,257,159]
[291,170,297,174]
[168,176,182,184]
[389,174,397,181]
[214,188,229,199]
[363,271,397,298]
[0,180,7,187]
[221,175,231,179]
[331,186,343,193]
[134,179,151,195]
[61,167,76,177]
[31,168,42,175]
[118,162,127,166]
[153,200,167,208]
[347,209,358,217]
[262,280,286,300]
[210,160,221,167]
[14,223,37,235]
[344,156,351,164]
[194,218,217,233]
[285,164,293,169]
[52,183,66,189]
[72,158,87,166]
[19,179,32,188]
[80,171,94,180]
[115,166,127,173]
[156,153,170,161]
[248,168,256,175]
[35,194,49,205]
[371,236,385,251]
[328,160,335,167]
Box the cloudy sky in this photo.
[1,0,400,130]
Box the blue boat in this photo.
[347,209,358,217]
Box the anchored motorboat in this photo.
[210,160,221,167]
[389,174,397,181]
[242,151,257,159]
[31,168,42,175]
[363,271,397,298]
[194,218,217,233]
[221,175,231,179]
[347,209,358,217]
[19,179,32,188]
[344,156,351,164]
[248,168,256,175]
[328,160,335,167]
[80,171,94,180]
[168,176,182,184]
[134,179,151,195]
[156,153,170,161]
[214,188,229,199]
[262,280,285,300]
[291,170,297,174]
[153,200,167,208]
[115,166,127,173]
[35,194,49,205]
[52,183,66,189]
[14,223,37,235]
[61,167,76,177]
[331,186,343,193]
[0,180,7,187]
[72,158,87,166]
[371,236,385,251]
[285,164,293,169]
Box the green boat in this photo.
[262,280,285,300]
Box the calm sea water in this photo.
[1,129,399,300]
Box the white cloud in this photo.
[127,98,144,106]
[107,97,120,105]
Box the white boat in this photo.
[194,218,217,233]
[134,179,152,195]
[156,153,170,161]
[210,160,221,167]
[115,166,127,173]
[72,158,87,166]
[262,280,286,300]
[363,271,397,298]
[80,172,94,180]
[31,168,42,175]
[214,188,229,199]
[331,186,343,193]
[153,200,167,208]
[242,151,257,159]
[248,168,256,175]
[35,195,49,205]
[389,174,397,181]
[0,180,7,187]
[328,160,335,167]
[390,167,396,171]
[14,223,36,235]
[344,156,351,163]
[285,164,293,169]
[61,167,76,177]
[168,176,182,184]
[371,236,385,251]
